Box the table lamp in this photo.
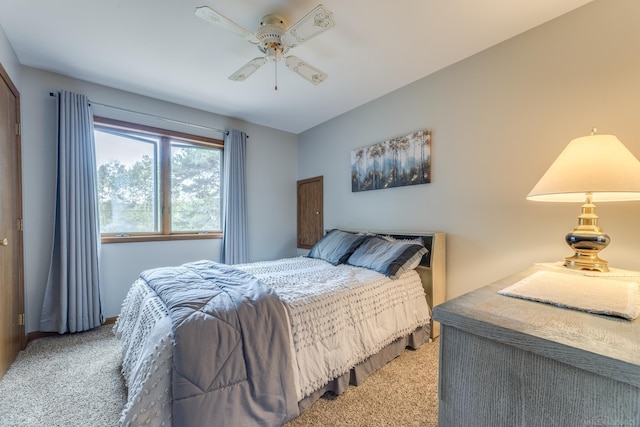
[527,129,640,272]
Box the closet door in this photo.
[297,176,323,249]
[0,63,24,379]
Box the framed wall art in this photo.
[351,129,431,192]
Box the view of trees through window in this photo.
[95,129,160,233]
[94,119,222,237]
[170,141,221,232]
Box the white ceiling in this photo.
[0,0,593,134]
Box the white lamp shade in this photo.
[527,134,640,202]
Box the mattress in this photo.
[114,256,431,426]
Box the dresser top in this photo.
[433,265,640,387]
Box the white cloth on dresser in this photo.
[499,270,640,320]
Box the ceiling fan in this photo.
[195,4,335,89]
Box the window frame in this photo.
[94,116,224,244]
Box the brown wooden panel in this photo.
[297,176,323,249]
[0,62,24,380]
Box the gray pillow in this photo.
[347,236,428,278]
[308,229,369,265]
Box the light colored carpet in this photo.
[0,325,126,427]
[0,325,439,426]
[286,339,440,427]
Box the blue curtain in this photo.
[40,91,103,334]
[221,129,248,264]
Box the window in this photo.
[94,117,223,243]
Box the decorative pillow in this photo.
[379,235,425,245]
[308,229,369,265]
[347,236,428,279]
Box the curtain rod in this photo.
[48,92,236,136]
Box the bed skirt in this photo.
[297,325,430,412]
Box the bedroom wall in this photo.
[19,67,298,333]
[0,23,19,87]
[0,25,25,335]
[297,0,640,301]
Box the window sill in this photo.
[101,232,222,244]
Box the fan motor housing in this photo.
[257,14,288,56]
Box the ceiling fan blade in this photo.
[229,57,267,81]
[195,6,259,44]
[283,4,335,48]
[285,56,328,85]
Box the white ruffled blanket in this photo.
[115,280,173,427]
[114,257,431,426]
[236,257,431,399]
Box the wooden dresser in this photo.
[433,265,640,427]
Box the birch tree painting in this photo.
[351,129,431,192]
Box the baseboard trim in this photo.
[25,316,118,346]
[25,331,58,344]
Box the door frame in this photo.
[297,175,323,249]
[0,62,25,357]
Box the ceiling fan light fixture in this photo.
[264,45,283,62]
[195,4,334,87]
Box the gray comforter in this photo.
[141,260,299,427]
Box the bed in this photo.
[114,230,446,427]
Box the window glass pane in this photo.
[170,140,222,232]
[95,128,160,233]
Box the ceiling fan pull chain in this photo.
[275,59,278,91]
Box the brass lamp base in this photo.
[564,232,610,272]
[563,193,610,272]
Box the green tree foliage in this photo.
[170,144,221,231]
[97,155,156,233]
[97,143,221,233]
